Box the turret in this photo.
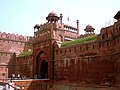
[33,24,40,30]
[84,24,95,34]
[46,11,59,23]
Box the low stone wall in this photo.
[49,84,120,90]
[12,79,49,90]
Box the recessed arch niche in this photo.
[36,50,48,79]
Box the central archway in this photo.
[40,60,48,79]
[36,51,48,79]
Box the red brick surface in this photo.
[0,12,120,89]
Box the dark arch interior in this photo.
[36,51,48,79]
[40,60,48,79]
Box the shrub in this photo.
[18,51,32,57]
[61,35,97,47]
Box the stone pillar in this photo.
[76,20,79,36]
[60,14,63,25]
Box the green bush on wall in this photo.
[61,35,97,47]
[18,51,32,57]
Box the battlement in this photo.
[39,23,52,30]
[98,20,120,40]
[0,32,32,42]
[34,22,78,34]
[34,22,63,33]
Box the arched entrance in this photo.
[36,51,48,79]
[40,60,48,79]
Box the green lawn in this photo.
[18,51,32,57]
[61,35,97,47]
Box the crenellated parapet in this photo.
[0,32,33,55]
[54,18,120,59]
[34,27,52,43]
[34,23,52,39]
[34,22,62,33]
[97,19,120,41]
[0,32,31,42]
[53,12,120,83]
[34,22,62,43]
[97,11,120,41]
[34,23,51,31]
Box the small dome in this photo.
[46,11,59,21]
[48,11,58,17]
[84,24,95,32]
[86,24,93,29]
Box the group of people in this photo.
[5,74,23,90]
[11,74,21,80]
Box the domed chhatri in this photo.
[84,24,95,33]
[85,24,94,29]
[48,11,58,17]
[46,11,60,22]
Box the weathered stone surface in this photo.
[0,11,120,89]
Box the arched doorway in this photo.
[36,51,48,79]
[40,60,48,79]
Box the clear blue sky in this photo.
[0,0,120,36]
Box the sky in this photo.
[0,0,120,36]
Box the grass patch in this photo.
[61,35,97,47]
[18,51,32,57]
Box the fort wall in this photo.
[0,32,30,42]
[1,11,120,89]
[0,32,32,53]
[0,32,33,81]
[0,52,15,82]
[54,20,120,85]
[15,55,33,78]
[13,18,120,86]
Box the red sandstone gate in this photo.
[36,51,48,79]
